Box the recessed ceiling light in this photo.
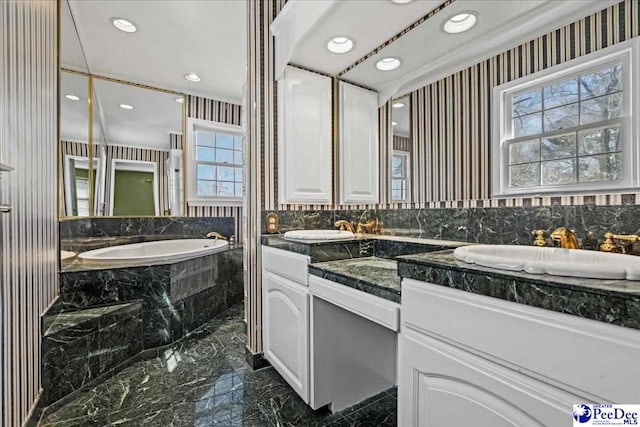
[376,57,401,72]
[392,102,405,108]
[390,0,413,3]
[65,94,80,101]
[443,12,478,34]
[392,121,398,126]
[327,36,354,54]
[111,17,137,33]
[184,73,201,82]
[119,104,134,110]
[175,97,184,104]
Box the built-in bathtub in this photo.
[77,238,229,265]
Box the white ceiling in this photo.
[60,71,182,150]
[286,0,443,76]
[340,0,612,102]
[64,0,246,104]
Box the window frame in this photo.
[391,150,411,202]
[186,117,244,207]
[492,37,640,197]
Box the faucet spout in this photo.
[335,220,355,233]
[550,227,579,249]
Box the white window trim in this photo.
[492,37,640,197]
[109,159,159,216]
[63,155,99,216]
[186,117,244,207]
[391,150,411,202]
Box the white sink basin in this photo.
[283,230,355,241]
[60,250,76,262]
[453,244,640,280]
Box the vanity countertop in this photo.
[397,250,640,331]
[309,257,401,303]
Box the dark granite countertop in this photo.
[397,250,640,330]
[309,257,401,303]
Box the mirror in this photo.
[59,0,247,218]
[391,96,411,203]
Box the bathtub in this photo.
[77,238,229,265]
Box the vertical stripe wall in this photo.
[409,0,640,205]
[0,1,58,426]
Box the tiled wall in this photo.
[264,204,640,248]
[0,1,58,425]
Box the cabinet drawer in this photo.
[262,246,310,285]
[402,278,640,403]
[309,275,400,331]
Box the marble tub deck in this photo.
[38,303,397,427]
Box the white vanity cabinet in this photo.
[399,278,640,427]
[261,247,311,402]
[277,66,332,205]
[338,81,379,205]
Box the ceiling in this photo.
[63,0,246,104]
[275,0,613,104]
[60,71,182,150]
[341,0,611,101]
[284,0,443,76]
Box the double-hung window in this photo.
[492,38,638,196]
[187,118,243,206]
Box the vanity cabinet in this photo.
[399,278,640,426]
[338,81,379,205]
[261,247,311,402]
[277,66,332,205]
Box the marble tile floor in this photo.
[38,303,397,426]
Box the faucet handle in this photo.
[531,229,547,247]
[206,231,227,241]
[600,232,640,253]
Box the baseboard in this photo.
[245,347,271,370]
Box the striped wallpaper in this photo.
[393,135,411,153]
[1,1,58,425]
[408,0,640,207]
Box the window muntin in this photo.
[493,39,637,197]
[392,151,409,202]
[506,63,624,189]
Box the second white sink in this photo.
[453,244,640,280]
[284,230,355,241]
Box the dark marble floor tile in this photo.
[336,394,397,426]
[39,303,396,427]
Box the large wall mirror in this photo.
[59,0,246,218]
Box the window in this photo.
[492,39,638,197]
[392,151,410,202]
[187,118,243,206]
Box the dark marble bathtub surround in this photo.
[60,248,244,349]
[41,301,143,405]
[264,204,640,248]
[309,257,401,303]
[398,250,640,331]
[60,216,235,252]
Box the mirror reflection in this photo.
[391,97,411,203]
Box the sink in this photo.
[453,244,640,280]
[283,230,355,241]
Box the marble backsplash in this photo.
[263,205,640,248]
[60,217,235,252]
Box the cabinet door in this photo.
[277,66,332,204]
[339,82,379,205]
[262,271,310,402]
[398,328,572,427]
